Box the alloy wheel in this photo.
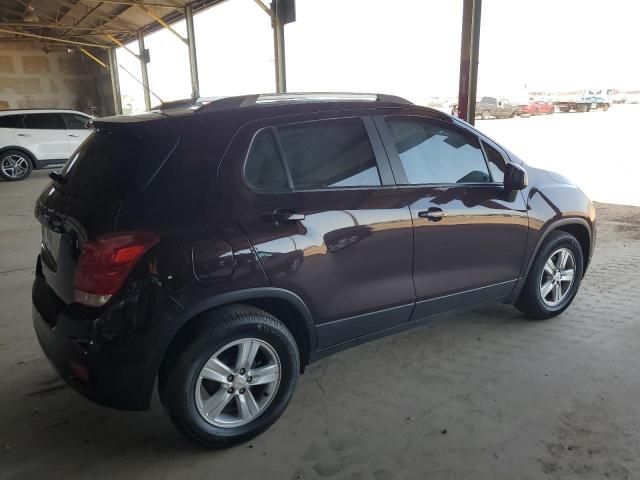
[194,338,281,428]
[539,247,576,307]
[1,154,30,179]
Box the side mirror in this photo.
[504,163,528,191]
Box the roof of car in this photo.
[0,109,91,116]
[95,93,452,126]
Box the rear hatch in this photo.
[35,115,179,305]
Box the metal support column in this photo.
[137,31,151,111]
[107,48,122,115]
[185,4,200,100]
[271,0,286,93]
[457,0,482,125]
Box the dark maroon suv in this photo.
[32,93,595,447]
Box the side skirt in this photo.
[309,280,517,364]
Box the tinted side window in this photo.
[386,118,491,184]
[244,118,382,192]
[482,141,506,183]
[23,113,65,129]
[62,113,90,129]
[244,129,288,191]
[0,115,22,128]
[278,118,381,190]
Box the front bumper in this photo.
[32,271,156,411]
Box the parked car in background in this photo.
[32,93,595,448]
[476,96,519,119]
[518,99,555,116]
[0,109,93,181]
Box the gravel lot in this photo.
[0,107,639,479]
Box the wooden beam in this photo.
[0,27,110,48]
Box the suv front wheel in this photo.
[0,150,32,181]
[159,305,300,448]
[516,231,584,319]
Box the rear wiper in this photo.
[49,171,67,184]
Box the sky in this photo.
[116,0,640,113]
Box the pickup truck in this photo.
[476,96,519,119]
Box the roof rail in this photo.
[150,96,224,112]
[0,108,82,113]
[197,92,412,112]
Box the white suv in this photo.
[0,109,93,181]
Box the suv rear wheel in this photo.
[159,305,300,448]
[516,231,584,319]
[0,150,32,181]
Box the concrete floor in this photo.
[1,171,640,479]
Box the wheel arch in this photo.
[528,218,591,277]
[0,146,37,168]
[509,218,592,304]
[158,288,317,382]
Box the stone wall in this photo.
[0,41,115,116]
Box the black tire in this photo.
[159,304,300,448]
[481,110,491,120]
[0,149,33,181]
[515,231,584,320]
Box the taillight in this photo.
[73,231,159,307]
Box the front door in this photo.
[61,113,92,153]
[19,113,70,161]
[220,113,415,348]
[376,114,528,320]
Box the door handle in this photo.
[417,208,445,222]
[265,209,305,224]
[17,133,29,137]
[68,134,79,138]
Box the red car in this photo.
[518,99,555,116]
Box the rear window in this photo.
[23,113,65,129]
[58,123,177,201]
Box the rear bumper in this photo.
[32,272,156,411]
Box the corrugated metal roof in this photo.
[0,0,221,50]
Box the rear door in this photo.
[375,113,528,320]
[220,112,415,348]
[19,113,70,161]
[61,113,92,153]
